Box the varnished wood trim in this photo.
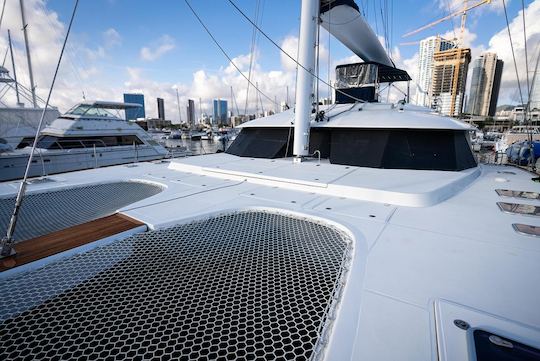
[1,213,145,272]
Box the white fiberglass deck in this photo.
[0,155,538,360]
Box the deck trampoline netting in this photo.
[0,211,351,361]
[0,181,163,242]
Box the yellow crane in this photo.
[402,0,491,46]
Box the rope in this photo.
[1,0,80,256]
[184,0,277,107]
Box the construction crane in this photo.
[402,0,491,46]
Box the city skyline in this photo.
[0,0,537,123]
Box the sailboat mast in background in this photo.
[19,0,37,108]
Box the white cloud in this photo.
[280,35,328,72]
[400,0,540,106]
[438,0,508,14]
[103,28,121,48]
[140,35,175,62]
[487,0,540,104]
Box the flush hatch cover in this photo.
[0,211,351,360]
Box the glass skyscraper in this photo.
[213,99,228,125]
[467,53,503,117]
[123,93,145,120]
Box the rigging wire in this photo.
[226,0,366,104]
[244,0,261,116]
[1,46,7,66]
[36,0,87,101]
[183,0,277,107]
[502,0,524,107]
[443,0,458,42]
[1,0,80,257]
[315,12,320,114]
[0,0,6,32]
[521,0,530,105]
[327,0,332,102]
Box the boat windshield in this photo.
[65,104,118,118]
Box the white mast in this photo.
[19,0,37,108]
[292,0,319,161]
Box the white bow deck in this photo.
[0,156,539,360]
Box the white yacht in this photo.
[0,101,168,181]
[0,1,538,360]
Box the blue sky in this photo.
[1,0,538,120]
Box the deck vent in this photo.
[513,223,540,237]
[497,202,540,217]
[496,189,540,200]
[0,181,163,242]
[0,211,351,361]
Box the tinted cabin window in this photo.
[227,127,477,171]
[26,135,144,149]
[227,128,292,158]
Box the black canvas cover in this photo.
[329,128,477,171]
[226,127,292,159]
[227,127,477,171]
[320,0,359,13]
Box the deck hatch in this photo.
[0,211,351,360]
[497,202,540,217]
[0,181,163,242]
[496,189,540,200]
[474,329,540,361]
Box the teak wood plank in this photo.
[1,213,145,272]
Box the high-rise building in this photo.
[213,99,228,125]
[467,53,504,117]
[430,48,471,117]
[157,98,165,120]
[123,93,145,120]
[186,99,196,126]
[490,59,504,116]
[415,36,455,107]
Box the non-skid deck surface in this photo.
[0,213,145,272]
[0,211,351,361]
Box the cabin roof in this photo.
[78,101,142,109]
[238,103,474,131]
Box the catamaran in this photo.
[0,0,538,360]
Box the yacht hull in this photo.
[0,147,166,181]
